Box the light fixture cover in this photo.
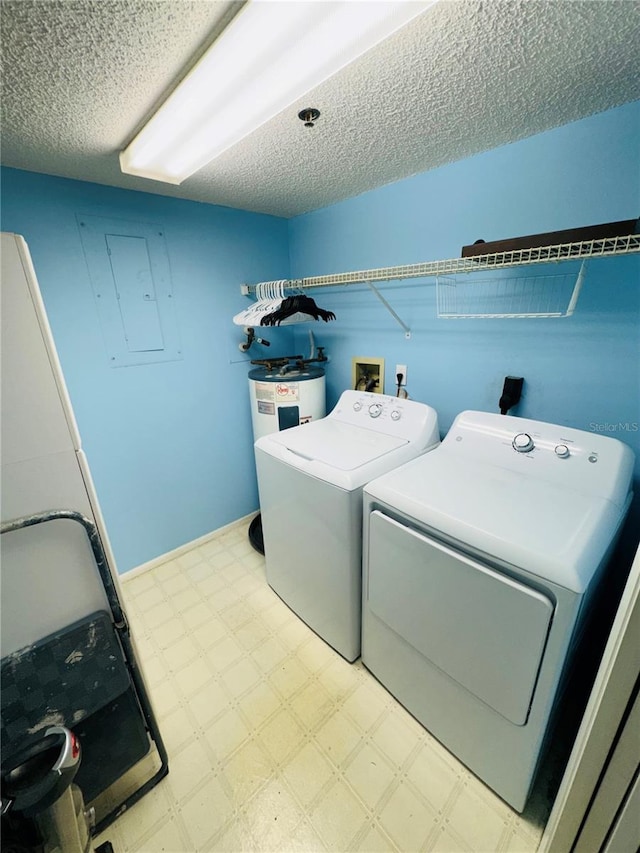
[120,0,435,185]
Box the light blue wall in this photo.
[1,168,292,572]
[289,102,640,552]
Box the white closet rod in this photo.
[240,235,640,295]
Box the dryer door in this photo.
[367,511,554,725]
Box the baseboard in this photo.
[120,512,257,582]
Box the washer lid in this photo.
[266,419,407,470]
[365,450,629,592]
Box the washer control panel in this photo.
[352,400,402,421]
[333,390,438,444]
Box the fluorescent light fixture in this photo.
[120,0,435,185]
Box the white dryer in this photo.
[362,411,634,811]
[255,390,439,662]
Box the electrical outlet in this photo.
[395,364,407,386]
[352,357,384,394]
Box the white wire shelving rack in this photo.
[239,234,640,335]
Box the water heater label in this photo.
[255,382,275,401]
[276,383,299,401]
[257,401,275,415]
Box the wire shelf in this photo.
[237,234,638,332]
[436,262,586,319]
[241,234,640,295]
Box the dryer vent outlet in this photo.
[352,357,384,394]
[500,376,524,415]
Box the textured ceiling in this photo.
[2,0,639,218]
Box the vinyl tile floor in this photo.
[95,518,553,852]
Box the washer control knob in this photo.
[368,403,382,418]
[513,433,534,453]
[353,402,362,412]
[555,444,570,458]
[390,410,401,421]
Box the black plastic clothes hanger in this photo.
[260,294,335,326]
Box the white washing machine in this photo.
[362,410,634,811]
[255,390,440,662]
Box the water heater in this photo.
[248,364,326,441]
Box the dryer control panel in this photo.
[330,390,439,446]
[444,411,635,507]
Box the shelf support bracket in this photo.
[565,259,587,317]
[364,280,411,339]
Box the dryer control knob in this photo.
[391,410,401,421]
[555,444,570,458]
[513,432,534,453]
[353,402,362,411]
[368,403,382,418]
